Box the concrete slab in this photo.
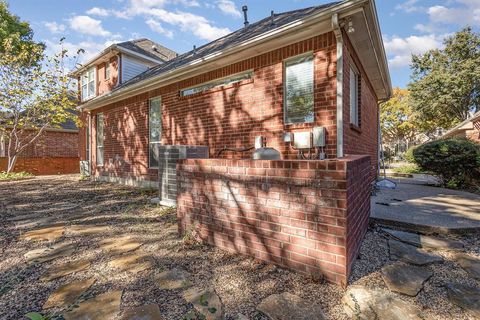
[371,182,480,234]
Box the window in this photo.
[350,65,360,126]
[0,134,5,157]
[81,67,96,101]
[284,54,314,124]
[96,113,104,166]
[180,71,253,97]
[105,61,110,80]
[149,97,162,168]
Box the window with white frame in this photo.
[180,71,252,97]
[0,134,5,157]
[350,65,361,126]
[105,61,110,80]
[149,97,162,168]
[96,113,104,166]
[284,54,314,124]
[81,67,96,101]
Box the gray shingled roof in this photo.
[117,39,178,62]
[113,1,340,92]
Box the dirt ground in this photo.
[0,175,478,320]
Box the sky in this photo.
[7,0,480,88]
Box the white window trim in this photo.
[283,52,315,125]
[349,63,360,127]
[96,113,104,167]
[149,97,162,168]
[81,67,96,102]
[105,61,110,80]
[180,70,253,97]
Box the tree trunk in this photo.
[6,155,17,173]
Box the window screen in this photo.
[284,54,314,124]
[81,67,95,101]
[149,97,162,168]
[180,71,252,97]
[105,61,110,79]
[96,113,104,166]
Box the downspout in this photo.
[332,13,344,158]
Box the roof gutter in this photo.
[80,0,372,111]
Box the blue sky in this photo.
[7,0,480,88]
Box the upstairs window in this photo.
[149,97,162,168]
[96,113,104,166]
[350,65,361,127]
[284,54,314,124]
[105,61,110,80]
[180,71,252,97]
[81,67,96,101]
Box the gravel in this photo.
[0,175,479,320]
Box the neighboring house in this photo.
[0,118,79,175]
[74,0,392,285]
[441,111,480,143]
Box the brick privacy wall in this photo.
[85,32,339,182]
[0,157,79,175]
[177,155,371,285]
[342,32,379,182]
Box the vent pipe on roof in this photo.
[193,45,197,55]
[242,6,249,28]
[270,10,275,26]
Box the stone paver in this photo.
[109,252,153,273]
[63,290,123,320]
[381,262,432,296]
[121,304,164,320]
[454,253,480,280]
[100,236,143,254]
[156,269,192,290]
[43,278,95,309]
[20,225,65,241]
[382,228,464,250]
[24,243,76,263]
[183,287,223,320]
[389,240,443,265]
[41,259,91,281]
[343,285,424,320]
[445,283,480,318]
[68,225,111,236]
[257,292,326,320]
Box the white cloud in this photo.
[427,4,480,26]
[395,0,423,13]
[146,19,174,38]
[384,34,443,68]
[69,16,112,37]
[216,0,241,18]
[44,39,119,64]
[86,7,109,17]
[43,21,66,34]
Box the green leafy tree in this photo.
[0,38,80,173]
[0,0,44,62]
[380,88,423,147]
[409,27,480,130]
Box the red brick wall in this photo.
[342,32,379,181]
[0,157,79,175]
[18,130,79,158]
[86,32,338,182]
[177,155,371,285]
[97,56,120,96]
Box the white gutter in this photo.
[79,0,370,111]
[332,13,344,158]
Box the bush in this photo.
[413,138,480,188]
[404,146,417,163]
[0,171,33,181]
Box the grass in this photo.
[392,164,426,175]
[0,171,33,181]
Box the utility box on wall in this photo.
[157,145,209,206]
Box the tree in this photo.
[0,1,44,62]
[0,38,79,173]
[409,27,480,130]
[380,88,423,148]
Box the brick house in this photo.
[74,0,391,285]
[441,110,480,143]
[0,119,79,175]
